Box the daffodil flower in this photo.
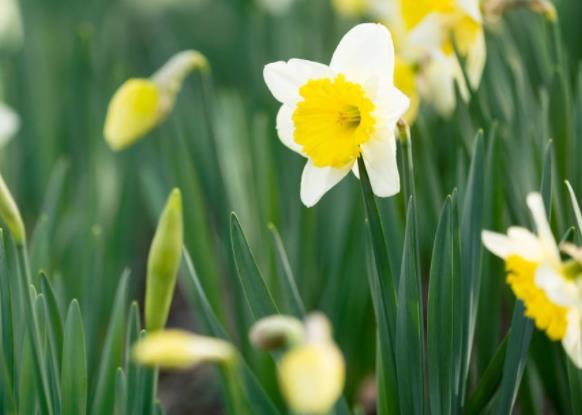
[0,103,19,146]
[482,193,582,367]
[104,50,207,151]
[264,23,409,207]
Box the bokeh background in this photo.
[3,0,582,413]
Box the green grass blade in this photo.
[565,180,582,238]
[61,300,87,415]
[230,213,279,319]
[39,273,63,367]
[89,271,129,415]
[395,198,424,415]
[124,302,142,414]
[114,368,127,415]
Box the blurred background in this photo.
[2,0,582,413]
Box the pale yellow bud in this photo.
[104,50,207,151]
[0,172,25,244]
[133,330,235,369]
[249,315,304,351]
[332,0,366,17]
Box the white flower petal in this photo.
[466,28,486,90]
[563,309,582,369]
[264,59,334,105]
[371,85,410,127]
[330,23,395,87]
[408,14,448,54]
[526,192,560,261]
[506,227,543,261]
[0,104,19,146]
[482,230,515,260]
[276,104,303,154]
[300,160,352,207]
[535,264,579,307]
[359,131,400,198]
[458,0,482,23]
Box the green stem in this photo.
[16,244,53,415]
[223,360,248,415]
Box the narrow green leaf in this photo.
[18,332,38,415]
[428,197,455,415]
[114,368,127,415]
[565,181,582,238]
[39,273,64,367]
[230,213,279,319]
[268,224,305,318]
[566,359,582,414]
[61,300,87,415]
[89,271,129,415]
[395,198,424,415]
[125,302,142,414]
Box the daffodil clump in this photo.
[483,193,582,367]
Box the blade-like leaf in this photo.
[565,181,582,238]
[114,368,127,415]
[61,300,87,415]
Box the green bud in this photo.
[145,188,183,332]
[0,172,25,244]
[249,315,304,351]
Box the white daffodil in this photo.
[482,193,582,368]
[385,0,486,116]
[264,23,409,207]
[0,103,19,146]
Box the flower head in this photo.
[264,23,409,206]
[482,193,582,367]
[104,50,207,151]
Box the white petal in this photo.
[563,309,582,369]
[276,104,304,154]
[371,85,410,127]
[482,230,514,260]
[535,264,579,307]
[526,192,560,261]
[359,130,400,198]
[300,160,352,207]
[466,28,486,90]
[264,59,334,104]
[458,0,482,23]
[0,104,19,146]
[506,227,543,261]
[330,23,395,87]
[408,14,447,54]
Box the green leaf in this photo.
[89,271,129,415]
[566,358,582,414]
[39,273,64,367]
[565,181,582,238]
[61,300,87,415]
[427,197,455,415]
[124,302,142,414]
[114,368,127,415]
[230,213,279,319]
[395,198,424,415]
[358,158,399,414]
[268,223,305,318]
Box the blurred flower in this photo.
[277,313,345,414]
[133,329,235,369]
[0,171,25,245]
[250,315,305,351]
[104,50,207,151]
[145,189,183,332]
[482,193,582,367]
[0,103,19,146]
[0,0,23,50]
[264,23,409,206]
[394,57,419,124]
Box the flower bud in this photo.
[133,330,234,369]
[249,315,304,351]
[145,189,183,332]
[104,50,207,151]
[0,172,25,244]
[0,103,20,146]
[278,313,345,414]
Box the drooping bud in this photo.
[104,50,207,151]
[278,313,345,414]
[0,172,25,245]
[145,189,183,332]
[133,330,234,369]
[249,315,304,351]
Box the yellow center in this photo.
[293,75,376,168]
[506,255,569,341]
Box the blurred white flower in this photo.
[0,103,19,146]
[0,0,23,49]
[264,23,409,207]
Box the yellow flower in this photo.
[264,23,409,206]
[332,0,367,16]
[0,171,25,245]
[104,50,207,151]
[482,193,582,367]
[145,189,183,332]
[277,313,345,414]
[133,330,235,369]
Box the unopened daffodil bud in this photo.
[278,313,345,414]
[0,172,25,245]
[0,0,23,50]
[145,189,183,332]
[0,103,19,146]
[104,50,207,151]
[249,315,304,351]
[133,330,235,369]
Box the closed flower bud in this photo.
[249,315,304,351]
[133,330,235,369]
[104,50,207,151]
[145,189,183,332]
[278,313,345,414]
[0,172,25,245]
